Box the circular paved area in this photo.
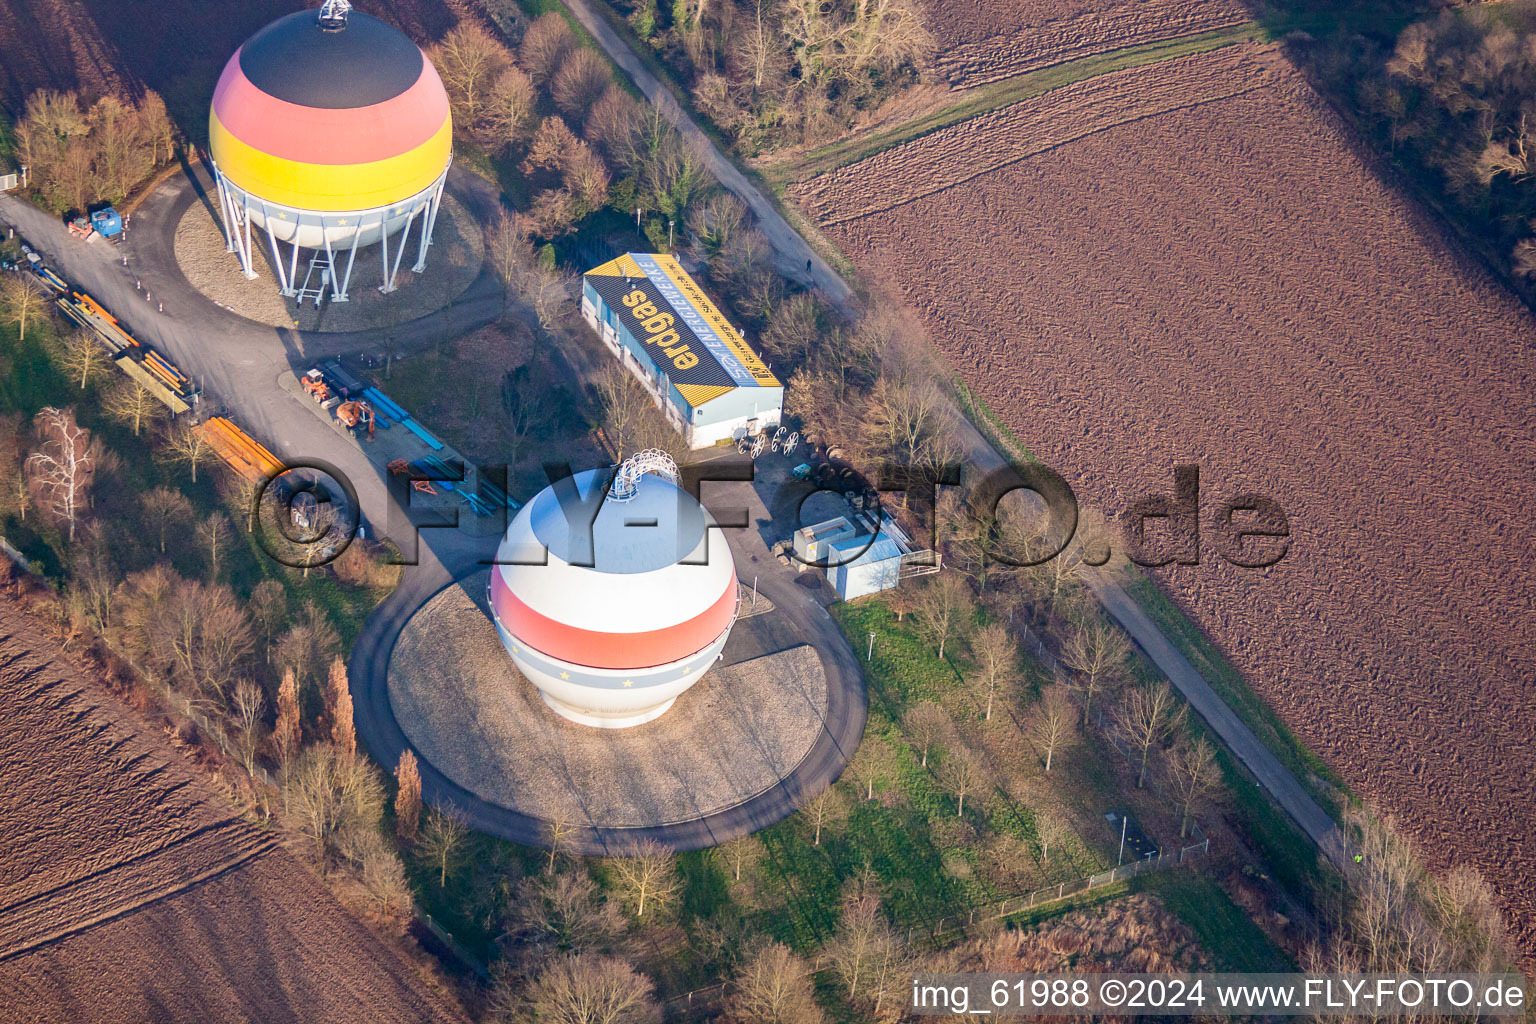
[171,185,483,332]
[349,480,867,855]
[388,572,827,828]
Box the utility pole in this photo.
[867,631,875,662]
[1116,814,1128,866]
[751,575,758,609]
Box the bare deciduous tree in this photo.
[545,813,577,872]
[275,601,341,700]
[1060,618,1130,719]
[523,115,579,175]
[59,329,111,390]
[1112,681,1187,789]
[357,831,413,916]
[912,573,971,661]
[902,701,950,767]
[527,263,576,329]
[846,733,898,801]
[1,272,46,340]
[804,785,846,846]
[507,869,627,956]
[551,47,613,123]
[828,894,903,1004]
[419,802,470,886]
[26,406,99,541]
[716,833,762,885]
[160,421,215,484]
[519,13,576,86]
[967,621,1016,720]
[607,838,680,919]
[593,362,649,458]
[103,379,163,437]
[938,745,988,817]
[232,678,265,773]
[728,940,826,1024]
[430,22,510,132]
[584,85,641,163]
[283,742,386,862]
[523,953,660,1024]
[250,579,286,658]
[198,512,231,581]
[562,144,612,214]
[1026,685,1076,773]
[1170,735,1218,838]
[484,66,537,148]
[139,486,192,553]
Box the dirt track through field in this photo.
[797,44,1536,963]
[0,596,467,1024]
[919,0,1247,87]
[792,45,1281,226]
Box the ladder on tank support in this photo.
[294,257,333,307]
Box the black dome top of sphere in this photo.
[238,8,424,110]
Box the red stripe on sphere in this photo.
[491,571,737,670]
[211,49,450,167]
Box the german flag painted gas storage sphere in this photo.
[489,459,740,729]
[208,5,451,251]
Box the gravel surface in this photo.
[387,574,829,828]
[802,43,1536,962]
[172,188,483,333]
[0,592,467,1024]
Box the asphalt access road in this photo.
[0,160,504,530]
[4,166,865,852]
[348,476,866,854]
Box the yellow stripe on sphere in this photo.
[210,111,451,212]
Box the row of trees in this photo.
[1307,7,1536,287]
[432,17,711,247]
[13,88,175,212]
[623,0,933,153]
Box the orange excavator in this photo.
[336,399,376,440]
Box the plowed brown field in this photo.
[794,44,1536,961]
[0,594,467,1024]
[918,0,1247,87]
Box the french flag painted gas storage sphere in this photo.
[489,462,739,728]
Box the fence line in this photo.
[416,912,491,982]
[919,837,1210,944]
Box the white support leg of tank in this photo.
[240,204,258,281]
[377,215,394,295]
[262,216,294,296]
[217,173,259,281]
[384,208,416,292]
[214,176,235,255]
[411,177,444,273]
[336,225,364,303]
[286,232,302,294]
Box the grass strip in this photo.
[770,23,1273,184]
